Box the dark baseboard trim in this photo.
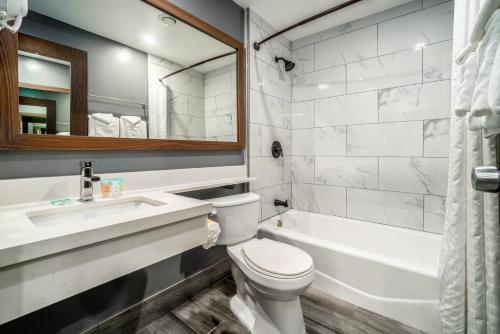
[82,257,232,334]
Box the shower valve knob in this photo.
[471,166,500,193]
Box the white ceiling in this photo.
[233,0,413,41]
[28,0,235,72]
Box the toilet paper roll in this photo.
[203,218,221,249]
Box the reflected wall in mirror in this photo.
[15,0,238,142]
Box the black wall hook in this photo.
[271,141,283,158]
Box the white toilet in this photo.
[210,193,314,334]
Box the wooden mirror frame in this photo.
[0,0,245,150]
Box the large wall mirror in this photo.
[0,0,244,150]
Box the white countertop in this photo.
[0,190,212,268]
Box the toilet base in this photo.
[230,263,306,334]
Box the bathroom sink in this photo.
[27,197,166,227]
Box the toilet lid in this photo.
[241,239,313,278]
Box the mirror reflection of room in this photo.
[17,0,238,142]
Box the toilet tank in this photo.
[210,193,260,245]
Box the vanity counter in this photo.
[0,191,212,268]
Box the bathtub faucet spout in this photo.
[274,199,289,207]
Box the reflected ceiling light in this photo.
[26,59,40,71]
[143,34,156,46]
[318,84,329,90]
[158,14,176,26]
[117,49,131,64]
[414,42,426,50]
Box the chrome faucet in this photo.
[80,161,101,201]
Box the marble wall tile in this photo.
[169,115,205,137]
[315,26,377,70]
[379,157,449,195]
[205,115,235,137]
[262,63,292,101]
[424,195,446,233]
[292,66,346,102]
[423,0,449,8]
[292,101,314,129]
[249,21,289,66]
[315,157,378,189]
[250,157,284,190]
[292,45,315,75]
[249,124,261,157]
[188,96,205,117]
[250,89,284,127]
[284,101,292,129]
[315,91,378,127]
[423,40,453,82]
[379,80,451,122]
[215,93,237,114]
[291,25,348,51]
[170,72,204,99]
[347,0,423,32]
[168,94,189,115]
[250,56,263,91]
[292,183,346,216]
[261,125,292,157]
[261,183,292,220]
[424,119,450,157]
[293,127,347,156]
[292,156,315,183]
[204,72,231,98]
[346,49,422,94]
[347,121,423,156]
[378,2,453,55]
[284,156,292,183]
[205,97,217,116]
[347,188,424,230]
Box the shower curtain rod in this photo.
[253,0,363,51]
[159,51,237,82]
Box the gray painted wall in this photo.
[0,0,245,180]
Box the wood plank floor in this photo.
[135,276,425,334]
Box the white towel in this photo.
[88,113,119,137]
[119,116,147,138]
[467,112,500,137]
[488,37,500,115]
[454,51,479,116]
[470,10,500,117]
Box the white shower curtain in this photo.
[148,80,168,139]
[438,1,500,333]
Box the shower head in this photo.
[274,56,295,72]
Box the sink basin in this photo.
[27,197,166,227]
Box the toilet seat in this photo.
[241,239,313,279]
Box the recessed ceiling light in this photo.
[143,34,156,46]
[158,14,176,26]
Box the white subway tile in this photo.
[261,183,292,220]
[250,89,284,127]
[423,40,452,82]
[424,119,450,157]
[292,101,314,129]
[315,26,377,70]
[292,156,315,183]
[347,189,424,230]
[346,49,422,93]
[379,80,451,122]
[291,45,315,75]
[293,127,346,156]
[315,157,378,189]
[378,2,453,55]
[292,66,346,101]
[315,91,378,126]
[292,183,346,216]
[249,157,284,190]
[347,122,423,156]
[379,157,449,195]
[424,195,446,233]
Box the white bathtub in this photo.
[259,209,442,334]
